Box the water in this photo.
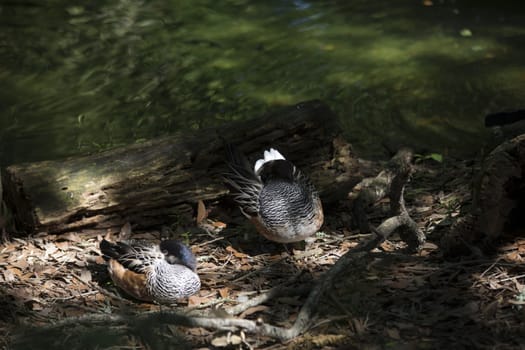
[1,0,524,165]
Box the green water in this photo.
[1,0,524,165]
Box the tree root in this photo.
[349,148,425,252]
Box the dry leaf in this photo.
[51,252,67,262]
[3,268,16,282]
[0,243,16,254]
[211,336,229,347]
[33,263,55,275]
[55,241,69,251]
[225,246,249,258]
[8,251,27,264]
[8,266,23,277]
[44,243,58,256]
[505,251,522,262]
[11,259,28,270]
[69,282,88,291]
[386,327,401,339]
[211,334,242,347]
[218,287,229,299]
[196,200,207,224]
[210,220,227,229]
[94,293,106,302]
[74,258,87,267]
[239,305,269,318]
[30,301,44,311]
[188,295,210,306]
[293,247,323,259]
[43,280,55,289]
[79,270,92,283]
[187,327,207,337]
[61,232,82,243]
[240,264,252,271]
[120,222,133,240]
[311,334,347,347]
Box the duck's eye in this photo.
[161,249,168,255]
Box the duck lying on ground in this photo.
[99,239,200,303]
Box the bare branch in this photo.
[349,148,425,252]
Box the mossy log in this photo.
[1,100,361,236]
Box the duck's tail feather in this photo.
[254,148,286,174]
[252,147,298,183]
[100,239,133,261]
[223,144,262,216]
[224,143,256,180]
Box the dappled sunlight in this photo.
[1,1,524,164]
[249,89,311,106]
[1,2,525,348]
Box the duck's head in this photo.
[160,240,197,271]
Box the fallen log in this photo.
[1,100,361,236]
[441,133,525,256]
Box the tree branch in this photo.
[349,148,425,252]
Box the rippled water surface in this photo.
[1,0,524,164]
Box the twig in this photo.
[186,297,236,311]
[50,290,99,302]
[496,274,525,283]
[196,236,225,248]
[344,233,373,240]
[349,148,425,252]
[479,258,502,279]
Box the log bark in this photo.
[441,134,525,256]
[1,100,360,236]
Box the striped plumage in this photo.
[99,239,200,303]
[224,145,324,243]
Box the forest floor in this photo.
[1,157,524,350]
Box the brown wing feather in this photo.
[108,259,152,301]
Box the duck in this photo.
[99,239,200,303]
[224,144,324,243]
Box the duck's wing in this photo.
[100,239,161,274]
[107,258,152,301]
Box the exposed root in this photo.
[349,148,425,252]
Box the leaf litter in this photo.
[0,160,524,349]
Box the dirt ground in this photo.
[1,158,524,350]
